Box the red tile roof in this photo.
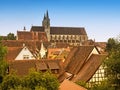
[30,26,87,35]
[9,59,61,76]
[17,31,33,40]
[58,46,106,82]
[5,47,23,62]
[30,26,44,32]
[17,31,48,41]
[65,46,95,74]
[72,54,106,82]
[50,27,87,35]
[59,79,87,90]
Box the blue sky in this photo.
[0,0,120,42]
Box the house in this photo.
[4,41,51,62]
[5,44,35,62]
[9,59,61,76]
[58,46,106,84]
[15,44,35,60]
[47,47,70,60]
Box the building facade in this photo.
[17,11,88,46]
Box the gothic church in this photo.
[17,11,88,46]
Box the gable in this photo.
[15,46,35,60]
[65,46,95,74]
[72,54,106,82]
[86,47,100,61]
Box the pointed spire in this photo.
[44,13,46,20]
[46,10,49,19]
[23,26,26,31]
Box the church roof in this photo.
[50,27,87,35]
[30,26,87,35]
[30,26,44,32]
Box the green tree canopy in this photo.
[1,73,21,90]
[1,70,59,90]
[7,33,16,40]
[22,70,59,90]
[0,37,8,83]
[105,38,120,89]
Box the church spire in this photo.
[42,10,50,28]
[46,10,49,19]
[42,10,50,42]
[44,14,46,20]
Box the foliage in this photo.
[0,70,59,90]
[0,60,8,77]
[22,70,59,90]
[105,38,120,89]
[0,38,8,83]
[89,80,114,90]
[1,73,21,90]
[7,33,16,40]
[90,84,114,90]
[0,38,7,60]
[76,81,87,88]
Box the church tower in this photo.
[42,11,50,41]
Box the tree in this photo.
[7,33,16,40]
[89,80,114,90]
[0,37,7,60]
[105,38,120,89]
[1,73,21,90]
[0,37,8,83]
[22,70,59,90]
[1,70,59,90]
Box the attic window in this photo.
[24,47,27,50]
[23,55,29,59]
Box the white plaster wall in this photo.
[15,47,35,60]
[91,48,99,54]
[87,47,99,61]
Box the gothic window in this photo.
[63,35,65,39]
[58,35,60,40]
[50,35,52,40]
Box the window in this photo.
[23,55,29,59]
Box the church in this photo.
[17,11,88,46]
